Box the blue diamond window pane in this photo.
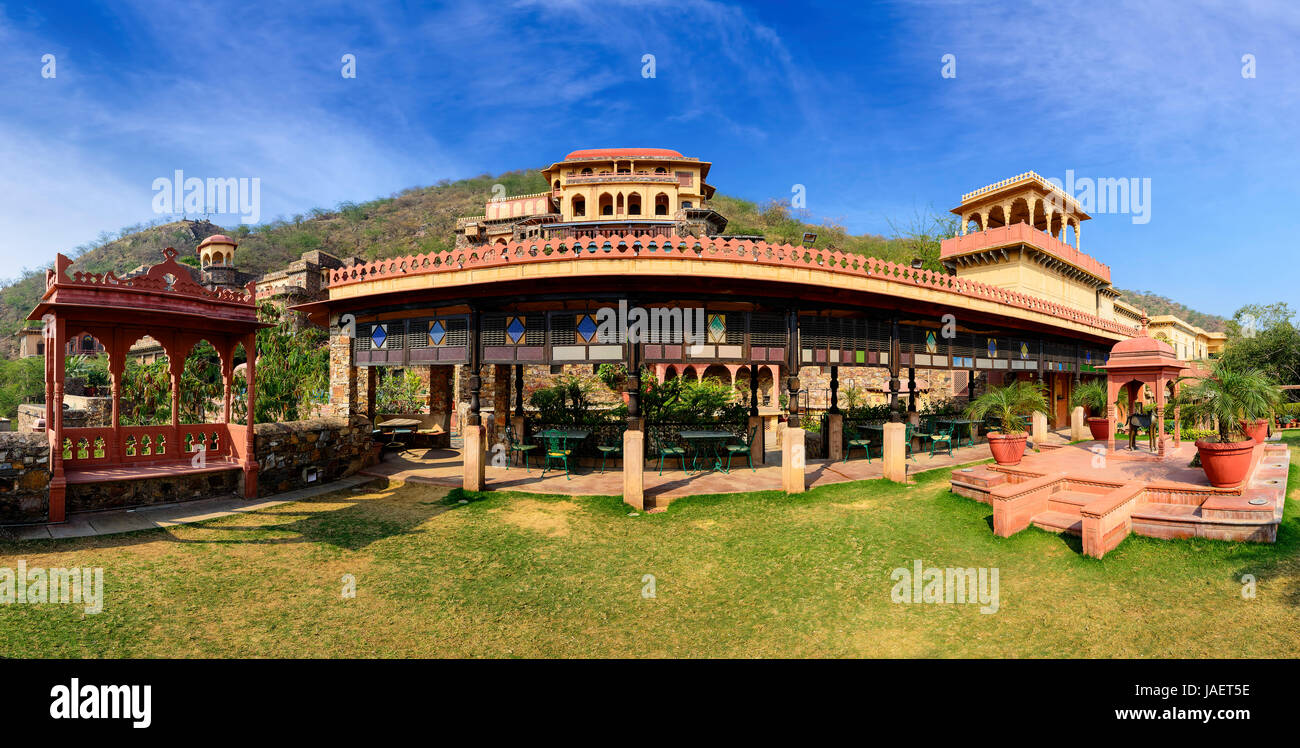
[429,321,446,346]
[371,325,387,349]
[577,315,598,342]
[507,317,526,344]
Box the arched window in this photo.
[654,167,667,174]
[628,193,642,216]
[616,193,624,213]
[581,167,593,175]
[571,195,585,217]
[654,193,670,216]
[599,193,614,216]
[553,180,560,191]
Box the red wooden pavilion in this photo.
[28,248,267,522]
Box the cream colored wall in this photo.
[552,160,704,223]
[953,250,1099,313]
[1149,321,1207,361]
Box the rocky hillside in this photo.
[1112,288,1226,332]
[0,167,1224,356]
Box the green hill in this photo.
[0,167,1224,356]
[1113,289,1226,332]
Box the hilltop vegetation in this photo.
[0,168,1223,356]
[1112,288,1226,332]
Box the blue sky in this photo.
[2,0,1297,318]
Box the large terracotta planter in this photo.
[1240,418,1268,445]
[986,432,1028,466]
[1195,439,1255,488]
[1086,417,1110,441]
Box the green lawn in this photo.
[2,437,1299,658]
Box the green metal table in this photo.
[679,430,734,474]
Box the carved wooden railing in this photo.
[59,423,235,468]
[327,234,1138,337]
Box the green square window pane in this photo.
[855,350,865,363]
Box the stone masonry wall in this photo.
[0,432,50,524]
[255,416,375,495]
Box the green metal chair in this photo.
[505,424,538,471]
[654,433,687,475]
[844,424,873,463]
[596,439,621,474]
[903,422,916,461]
[930,423,954,457]
[724,425,758,473]
[540,429,572,480]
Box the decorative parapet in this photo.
[47,248,257,306]
[325,234,1138,338]
[960,170,1083,213]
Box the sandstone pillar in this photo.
[882,421,907,482]
[1070,405,1087,442]
[623,418,644,510]
[1032,411,1048,448]
[782,425,806,493]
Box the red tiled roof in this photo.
[564,148,685,161]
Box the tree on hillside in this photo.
[886,208,959,273]
[1219,302,1299,389]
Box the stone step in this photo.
[1032,510,1083,535]
[1131,502,1201,521]
[1046,490,1096,514]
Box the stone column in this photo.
[1032,411,1048,448]
[882,421,907,482]
[1070,405,1087,442]
[328,323,358,418]
[623,417,644,510]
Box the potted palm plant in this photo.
[1069,378,1111,440]
[965,380,1051,465]
[1176,365,1282,487]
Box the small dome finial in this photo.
[1139,314,1150,335]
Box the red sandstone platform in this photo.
[950,440,1288,558]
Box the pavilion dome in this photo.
[198,234,237,248]
[1110,333,1175,357]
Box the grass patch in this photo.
[2,444,1299,658]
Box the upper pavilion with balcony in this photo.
[454,147,728,247]
[940,171,1120,321]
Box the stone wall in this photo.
[254,416,375,495]
[0,432,51,524]
[17,403,92,432]
[68,470,242,515]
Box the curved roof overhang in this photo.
[294,237,1134,346]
